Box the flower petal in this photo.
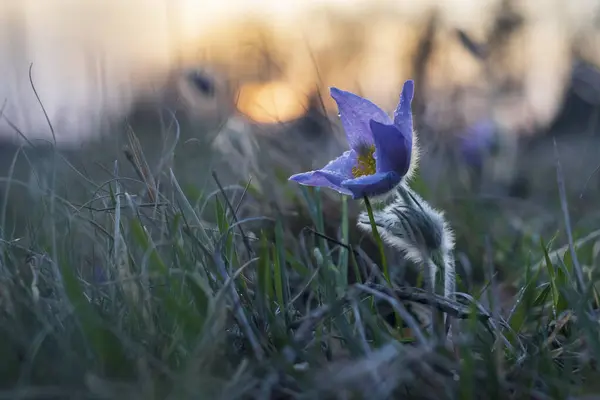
[330,87,393,151]
[370,120,412,176]
[393,80,414,135]
[289,170,353,196]
[341,171,402,199]
[288,150,357,196]
[394,79,415,128]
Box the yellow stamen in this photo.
[352,144,376,178]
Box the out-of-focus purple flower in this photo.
[459,119,498,168]
[93,264,108,285]
[289,80,416,199]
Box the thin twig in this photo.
[75,202,169,212]
[371,284,491,321]
[289,283,493,346]
[212,171,255,259]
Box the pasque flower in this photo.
[356,184,456,300]
[289,80,418,199]
[459,118,497,169]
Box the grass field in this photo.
[0,89,600,400]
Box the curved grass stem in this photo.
[363,195,391,285]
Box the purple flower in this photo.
[289,80,416,199]
[459,119,497,168]
[93,264,108,285]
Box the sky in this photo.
[0,0,597,144]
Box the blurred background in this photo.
[1,0,600,278]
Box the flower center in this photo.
[352,144,376,178]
